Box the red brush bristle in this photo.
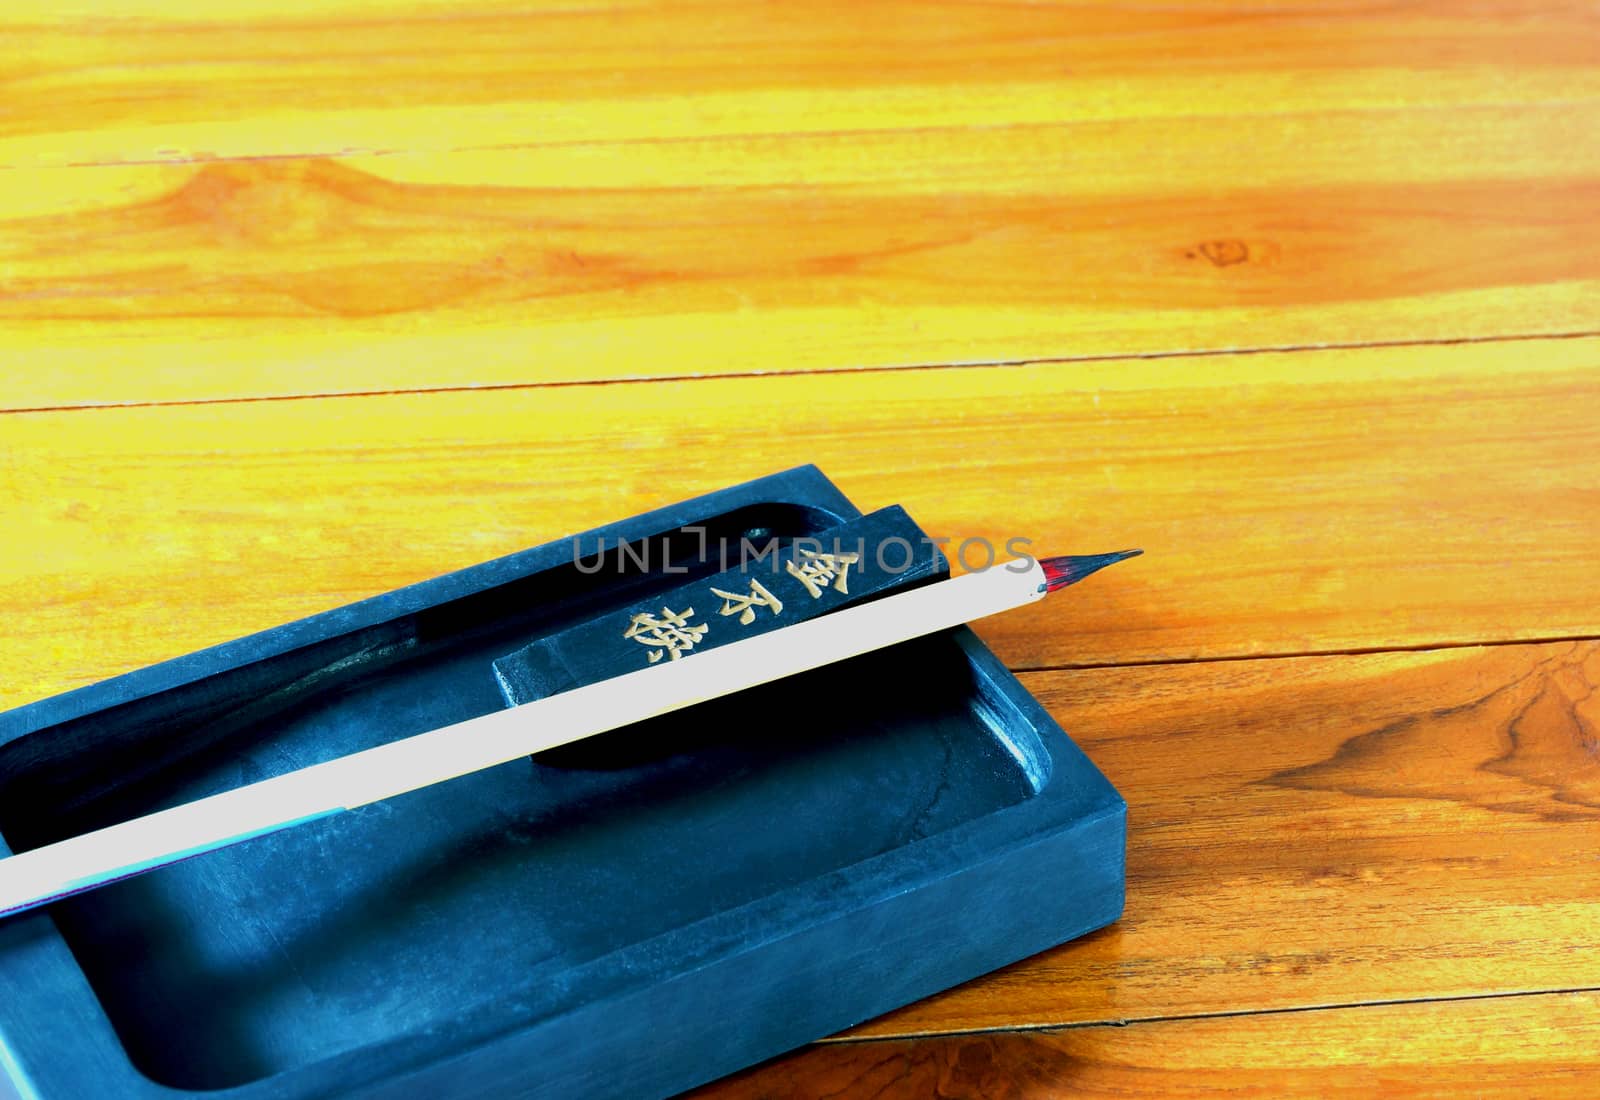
[1039,549,1143,592]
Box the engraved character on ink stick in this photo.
[786,548,860,599]
[623,607,709,663]
[710,579,784,625]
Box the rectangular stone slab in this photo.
[0,465,1126,1100]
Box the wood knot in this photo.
[1191,239,1251,267]
[165,160,374,245]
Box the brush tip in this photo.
[1038,549,1142,592]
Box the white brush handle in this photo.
[0,559,1048,918]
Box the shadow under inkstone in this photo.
[526,634,977,771]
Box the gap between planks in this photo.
[1009,630,1600,676]
[3,329,1597,417]
[813,985,1600,1045]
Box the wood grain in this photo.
[6,1,1596,167]
[4,98,1598,407]
[847,639,1600,1035]
[6,1,1599,1094]
[3,337,1598,710]
[691,993,1600,1099]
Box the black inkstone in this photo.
[0,465,1126,1100]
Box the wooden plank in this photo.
[691,993,1600,1099]
[1,338,1597,707]
[4,100,1598,406]
[5,1,1595,167]
[848,640,1600,1036]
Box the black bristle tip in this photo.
[1039,549,1143,592]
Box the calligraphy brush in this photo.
[0,550,1140,919]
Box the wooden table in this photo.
[4,2,1598,1095]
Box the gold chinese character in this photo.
[623,606,708,663]
[710,578,784,625]
[786,548,861,599]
